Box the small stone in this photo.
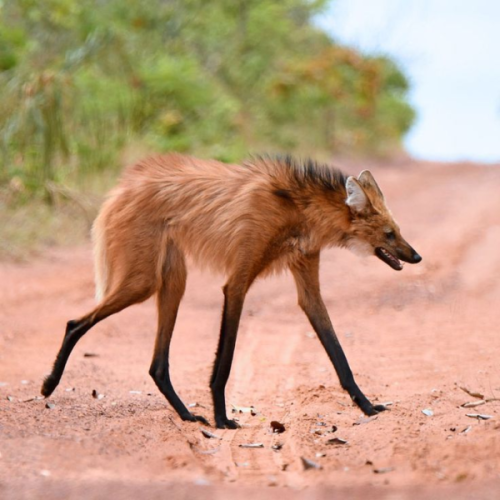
[301,457,322,470]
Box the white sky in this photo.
[317,0,500,163]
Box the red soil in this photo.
[1,161,500,499]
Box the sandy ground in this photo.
[2,160,500,499]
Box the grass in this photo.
[0,170,121,261]
[0,199,91,261]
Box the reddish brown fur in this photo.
[42,153,421,427]
[93,154,353,303]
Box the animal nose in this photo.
[412,251,422,263]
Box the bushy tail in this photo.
[92,214,108,303]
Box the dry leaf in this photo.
[466,414,492,420]
[461,400,486,408]
[92,389,104,400]
[301,457,322,470]
[374,467,394,474]
[327,437,348,446]
[200,429,221,440]
[270,421,286,433]
[190,444,220,455]
[22,396,43,402]
[459,386,484,399]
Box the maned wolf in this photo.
[41,154,421,428]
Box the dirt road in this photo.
[2,161,500,499]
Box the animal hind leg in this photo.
[210,277,251,429]
[42,282,154,398]
[149,243,208,424]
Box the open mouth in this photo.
[375,247,403,271]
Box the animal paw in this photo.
[182,413,210,426]
[193,414,210,426]
[41,375,58,397]
[215,417,240,429]
[363,403,386,416]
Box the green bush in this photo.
[0,0,416,197]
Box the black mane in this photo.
[278,155,347,191]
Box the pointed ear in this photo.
[345,176,369,213]
[357,170,384,200]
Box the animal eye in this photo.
[385,231,396,241]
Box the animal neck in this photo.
[297,188,352,251]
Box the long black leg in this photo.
[209,233,298,429]
[42,318,94,397]
[42,288,151,398]
[210,283,246,429]
[149,245,208,425]
[290,253,385,416]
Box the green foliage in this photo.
[0,0,415,196]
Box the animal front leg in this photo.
[290,254,385,416]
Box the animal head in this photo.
[345,170,421,270]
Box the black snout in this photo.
[397,246,422,264]
[411,251,422,264]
